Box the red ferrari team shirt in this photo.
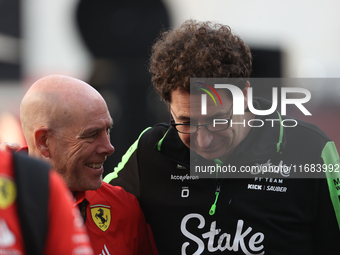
[74,182,156,255]
[0,150,94,255]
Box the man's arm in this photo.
[314,141,340,254]
[322,141,340,228]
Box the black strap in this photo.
[12,152,50,255]
[78,199,88,223]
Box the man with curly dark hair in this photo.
[105,20,340,255]
[149,19,252,102]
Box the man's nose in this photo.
[98,134,115,156]
[195,126,213,148]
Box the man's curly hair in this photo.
[149,20,252,102]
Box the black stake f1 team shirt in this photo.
[104,98,340,255]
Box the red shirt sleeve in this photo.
[43,171,94,255]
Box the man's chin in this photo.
[196,150,223,161]
[84,182,102,191]
[91,178,103,190]
[81,176,103,191]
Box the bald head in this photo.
[21,75,108,158]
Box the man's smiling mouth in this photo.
[85,163,104,169]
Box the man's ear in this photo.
[242,81,250,110]
[34,127,51,158]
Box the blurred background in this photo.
[0,0,339,175]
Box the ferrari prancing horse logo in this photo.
[90,204,111,232]
[0,176,16,209]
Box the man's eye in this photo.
[89,132,98,138]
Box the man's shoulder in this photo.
[286,117,331,143]
[141,123,170,140]
[91,182,139,207]
[255,97,331,143]
[131,123,172,151]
